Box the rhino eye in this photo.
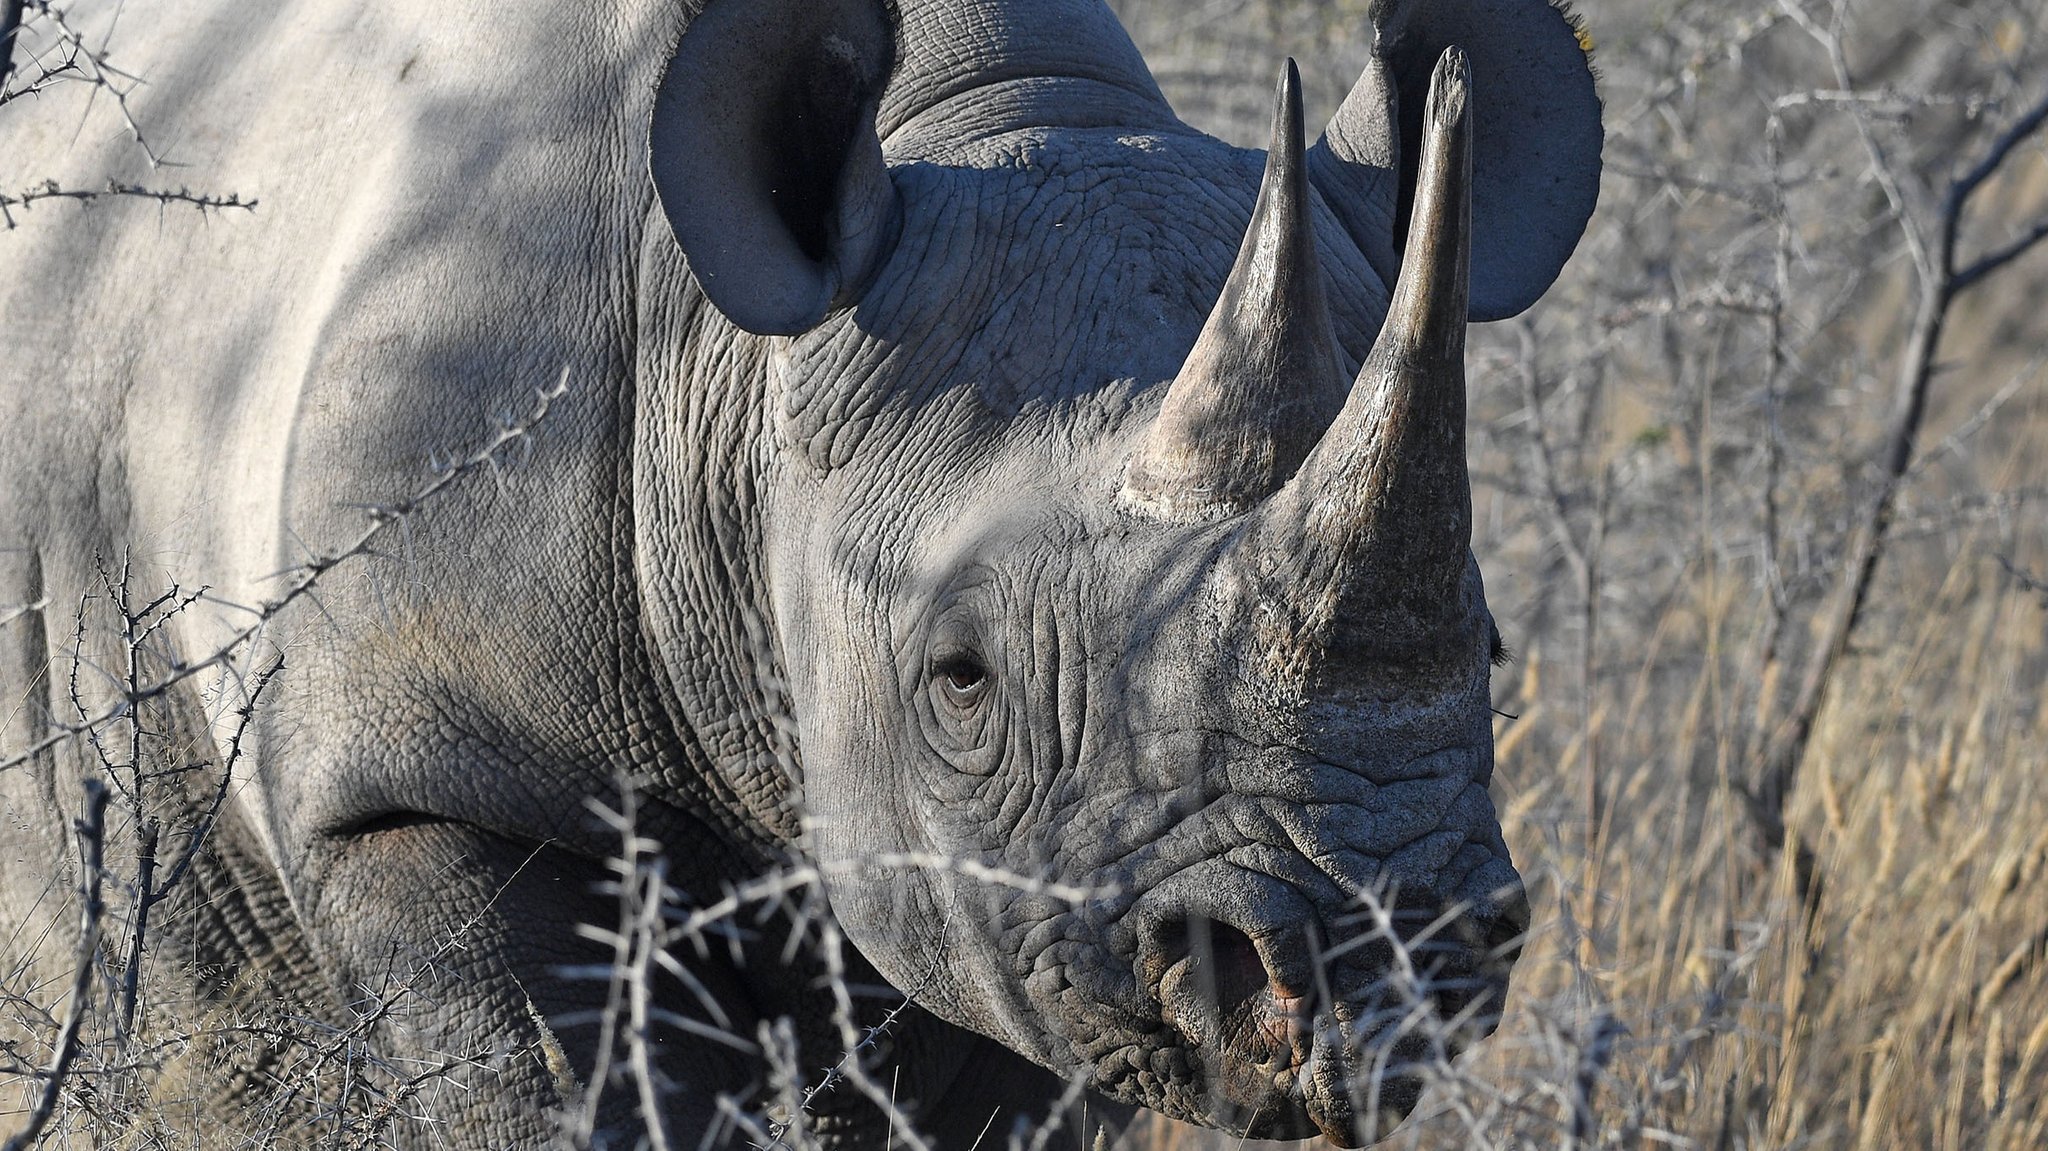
[933,652,991,707]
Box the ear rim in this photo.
[1310,0,1603,322]
[648,0,903,337]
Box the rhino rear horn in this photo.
[1121,60,1348,521]
[651,0,902,336]
[1308,0,1602,321]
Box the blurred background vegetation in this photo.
[1112,0,2048,1146]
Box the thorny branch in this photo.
[566,781,1113,1150]
[1,179,258,228]
[800,903,955,1151]
[3,0,258,227]
[336,1059,456,1151]
[3,0,159,162]
[761,994,926,1150]
[238,847,563,1139]
[109,650,285,1037]
[155,658,281,904]
[0,26,73,106]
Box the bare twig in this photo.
[1904,356,2043,482]
[1769,86,1994,118]
[1947,89,2048,292]
[2,780,111,1151]
[1777,0,1935,278]
[2,179,258,229]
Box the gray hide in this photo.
[0,0,1600,1145]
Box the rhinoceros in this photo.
[0,0,1599,1144]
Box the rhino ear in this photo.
[650,0,901,336]
[1309,0,1602,321]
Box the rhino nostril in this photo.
[1152,915,1310,1066]
[1198,919,1272,1012]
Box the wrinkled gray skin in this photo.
[0,0,1599,1144]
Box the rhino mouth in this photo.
[1068,861,1525,1145]
[1149,935,1510,1143]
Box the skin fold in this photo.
[0,0,1599,1145]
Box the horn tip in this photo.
[1428,46,1472,129]
[1271,59,1305,150]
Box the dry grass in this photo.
[1439,529,2048,1150]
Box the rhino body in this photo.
[0,0,1599,1144]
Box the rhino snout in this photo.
[1123,860,1529,1143]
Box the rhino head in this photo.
[648,0,1599,1141]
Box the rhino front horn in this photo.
[1121,59,1348,522]
[1240,47,1475,666]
